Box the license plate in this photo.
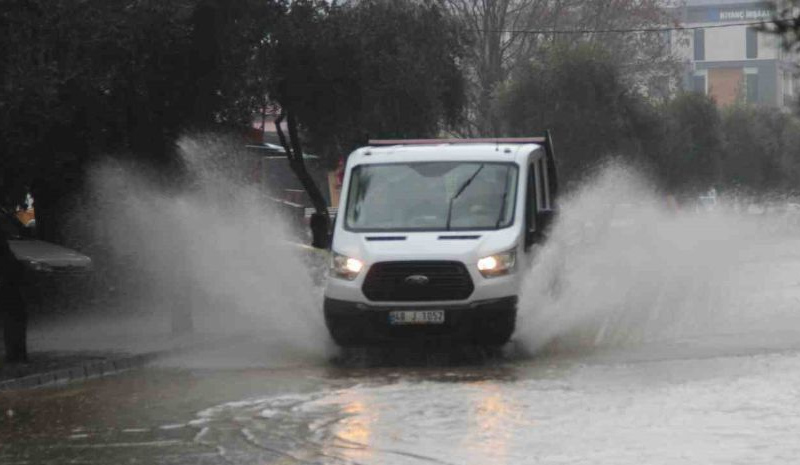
[389,310,445,325]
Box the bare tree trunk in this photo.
[444,0,542,136]
[275,110,330,249]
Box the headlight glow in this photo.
[477,249,516,277]
[477,256,498,271]
[331,252,364,280]
[345,257,363,274]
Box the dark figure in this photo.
[0,234,27,363]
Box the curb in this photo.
[0,352,158,392]
[0,333,248,392]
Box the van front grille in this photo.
[362,261,474,302]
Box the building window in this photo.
[746,28,758,59]
[693,70,707,94]
[694,28,705,61]
[745,68,759,103]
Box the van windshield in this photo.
[345,162,518,231]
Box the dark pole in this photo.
[0,235,28,364]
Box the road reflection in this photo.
[181,351,533,464]
[463,382,515,464]
[321,393,375,463]
[306,376,529,464]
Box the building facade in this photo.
[673,0,797,107]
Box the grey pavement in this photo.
[0,310,251,391]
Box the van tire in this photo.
[475,311,516,346]
[325,316,364,347]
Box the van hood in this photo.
[337,230,520,263]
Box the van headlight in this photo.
[477,249,516,277]
[331,252,364,280]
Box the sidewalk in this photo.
[0,350,158,391]
[0,311,241,391]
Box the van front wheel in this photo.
[474,309,516,346]
[325,315,366,347]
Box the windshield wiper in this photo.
[495,167,511,229]
[445,164,485,230]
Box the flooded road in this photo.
[5,339,800,464]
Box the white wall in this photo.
[673,24,780,62]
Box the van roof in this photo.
[349,142,542,165]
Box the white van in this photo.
[323,135,558,346]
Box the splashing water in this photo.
[75,146,800,365]
[83,134,331,363]
[518,162,800,358]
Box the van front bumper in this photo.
[323,296,517,345]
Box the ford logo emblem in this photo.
[405,274,430,285]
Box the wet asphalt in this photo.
[5,340,800,464]
[0,344,524,465]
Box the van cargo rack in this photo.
[367,137,546,145]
